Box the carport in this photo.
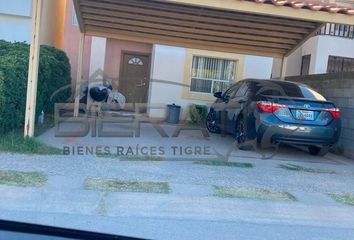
[24,0,353,137]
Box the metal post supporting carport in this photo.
[280,56,288,80]
[24,0,42,137]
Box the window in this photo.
[254,81,302,98]
[190,56,236,94]
[300,55,311,75]
[234,83,249,98]
[222,83,241,99]
[253,81,325,100]
[299,86,326,101]
[72,7,78,26]
[128,57,143,66]
[327,56,354,73]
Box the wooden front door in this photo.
[119,53,150,110]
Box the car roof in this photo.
[241,78,300,85]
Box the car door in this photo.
[224,82,250,133]
[214,83,241,133]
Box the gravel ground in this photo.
[0,149,353,194]
[0,139,354,239]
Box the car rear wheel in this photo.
[308,146,329,156]
[206,111,220,133]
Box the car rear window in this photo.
[253,81,326,100]
[299,86,326,101]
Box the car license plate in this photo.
[296,110,314,120]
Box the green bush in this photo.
[0,40,71,135]
[189,104,208,125]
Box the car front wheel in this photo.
[206,111,220,133]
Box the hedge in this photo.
[0,40,71,135]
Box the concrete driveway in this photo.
[0,121,352,239]
[39,120,346,164]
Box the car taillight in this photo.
[324,108,341,119]
[256,101,288,113]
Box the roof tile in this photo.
[241,0,354,15]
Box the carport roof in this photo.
[73,0,354,58]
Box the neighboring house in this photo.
[272,0,354,77]
[64,0,273,119]
[0,0,65,49]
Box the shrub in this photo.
[189,104,208,125]
[0,40,71,135]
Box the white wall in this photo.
[313,36,354,74]
[148,45,211,120]
[284,46,303,77]
[0,0,65,48]
[243,55,273,79]
[274,35,354,77]
[301,36,319,74]
[148,45,274,119]
[0,14,31,42]
[0,0,32,17]
[89,37,107,77]
[0,0,32,43]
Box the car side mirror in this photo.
[214,92,222,99]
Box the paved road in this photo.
[1,209,354,240]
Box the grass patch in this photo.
[85,178,171,194]
[194,160,254,168]
[279,164,336,174]
[0,116,60,155]
[213,186,296,201]
[0,170,47,187]
[0,130,61,155]
[328,193,354,206]
[96,153,164,161]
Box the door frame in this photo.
[118,51,152,104]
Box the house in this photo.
[0,0,65,49]
[64,0,273,119]
[23,0,353,137]
[63,0,354,120]
[272,0,354,77]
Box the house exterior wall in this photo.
[89,37,107,78]
[0,0,65,48]
[244,56,273,79]
[312,36,354,74]
[271,0,354,78]
[148,45,273,120]
[273,35,354,78]
[148,45,209,120]
[40,0,66,49]
[63,0,92,89]
[0,0,32,43]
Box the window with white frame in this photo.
[190,56,236,94]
